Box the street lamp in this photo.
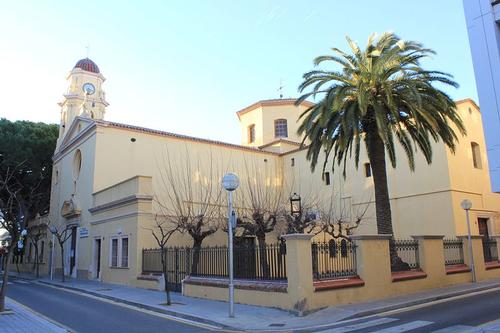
[461,199,476,283]
[290,193,301,216]
[221,173,239,318]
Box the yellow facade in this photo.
[45,59,500,288]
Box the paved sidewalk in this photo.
[0,297,68,333]
[22,275,500,332]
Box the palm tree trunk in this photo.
[367,133,407,270]
[366,134,394,236]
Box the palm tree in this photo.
[296,32,466,269]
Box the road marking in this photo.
[317,318,399,332]
[35,282,236,332]
[376,286,500,317]
[13,280,30,284]
[366,320,433,332]
[431,325,473,332]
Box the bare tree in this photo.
[48,219,72,282]
[24,214,49,278]
[148,215,180,305]
[317,191,371,240]
[283,194,321,235]
[157,147,224,274]
[0,167,28,312]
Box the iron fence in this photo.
[311,239,357,280]
[142,242,287,289]
[482,238,499,263]
[191,243,287,280]
[443,238,465,266]
[392,239,420,271]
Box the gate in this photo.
[142,248,191,292]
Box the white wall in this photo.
[463,0,500,192]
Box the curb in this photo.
[37,280,238,332]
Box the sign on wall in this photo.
[79,227,89,238]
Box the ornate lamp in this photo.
[290,192,302,216]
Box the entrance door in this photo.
[69,227,77,277]
[94,239,101,279]
[478,218,491,261]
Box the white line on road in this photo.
[317,318,399,332]
[431,325,473,333]
[366,320,433,333]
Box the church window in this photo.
[471,142,482,169]
[73,150,82,180]
[274,119,288,138]
[364,163,372,177]
[324,172,331,185]
[248,124,255,143]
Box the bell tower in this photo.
[57,58,109,145]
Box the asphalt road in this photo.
[6,279,218,333]
[5,277,500,333]
[314,288,500,332]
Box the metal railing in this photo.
[443,238,465,266]
[482,238,498,263]
[392,239,420,271]
[143,243,287,283]
[312,239,357,280]
[192,243,287,280]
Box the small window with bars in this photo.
[274,119,288,138]
[324,172,331,185]
[248,124,255,143]
[364,163,372,177]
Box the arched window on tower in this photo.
[471,142,482,169]
[274,119,288,138]
[248,124,255,143]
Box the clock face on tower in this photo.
[82,83,95,95]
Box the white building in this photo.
[463,0,500,192]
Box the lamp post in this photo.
[221,173,239,318]
[461,199,476,283]
[290,193,301,216]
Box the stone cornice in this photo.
[89,194,153,214]
[350,234,393,240]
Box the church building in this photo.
[42,58,500,287]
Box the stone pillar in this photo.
[282,233,314,316]
[351,235,392,291]
[458,235,485,281]
[412,235,446,285]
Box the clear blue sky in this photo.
[0,1,476,144]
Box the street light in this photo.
[221,173,239,318]
[461,199,476,283]
[290,193,301,216]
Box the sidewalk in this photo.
[21,275,500,332]
[465,319,500,333]
[0,297,68,333]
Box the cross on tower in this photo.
[85,43,90,58]
[277,79,285,99]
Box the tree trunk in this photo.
[0,250,12,312]
[34,244,40,278]
[256,233,269,278]
[60,244,65,282]
[366,133,406,270]
[190,238,203,275]
[161,249,171,305]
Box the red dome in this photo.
[74,58,100,73]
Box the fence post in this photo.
[350,235,392,292]
[281,233,314,316]
[458,235,486,282]
[412,235,445,285]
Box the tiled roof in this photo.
[74,58,100,73]
[94,120,280,155]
